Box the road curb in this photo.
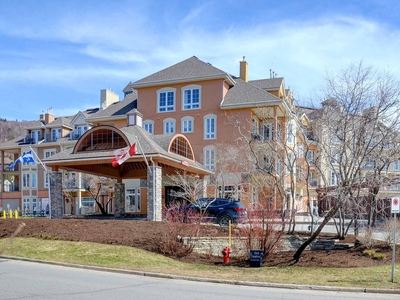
[1,255,399,295]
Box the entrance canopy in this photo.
[44,124,212,179]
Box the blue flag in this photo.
[9,151,35,169]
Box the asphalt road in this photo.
[0,259,397,300]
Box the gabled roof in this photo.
[86,92,137,121]
[129,56,235,88]
[221,78,283,108]
[46,116,73,129]
[23,120,46,130]
[249,77,284,91]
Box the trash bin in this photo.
[249,250,263,267]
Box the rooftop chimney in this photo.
[239,56,248,82]
[100,88,119,110]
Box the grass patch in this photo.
[1,237,399,290]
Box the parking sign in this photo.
[391,197,400,213]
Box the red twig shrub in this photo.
[159,204,202,258]
[240,207,284,258]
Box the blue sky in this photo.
[1,0,399,121]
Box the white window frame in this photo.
[125,188,141,212]
[23,198,30,212]
[203,145,216,170]
[44,149,56,158]
[143,120,154,134]
[329,170,338,186]
[394,159,400,171]
[81,197,96,213]
[182,84,201,110]
[252,117,259,135]
[22,173,30,188]
[287,123,295,144]
[75,125,88,138]
[44,173,49,188]
[51,128,61,141]
[181,116,194,133]
[157,87,176,113]
[163,118,176,134]
[31,130,41,143]
[262,122,273,140]
[204,114,216,140]
[307,150,315,166]
[31,173,37,188]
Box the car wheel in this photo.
[218,214,232,226]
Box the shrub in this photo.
[372,253,386,260]
[362,249,375,256]
[239,207,284,259]
[159,204,202,258]
[379,218,400,248]
[358,227,375,249]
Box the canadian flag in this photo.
[112,143,137,167]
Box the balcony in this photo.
[69,131,84,140]
[44,133,62,142]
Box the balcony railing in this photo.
[44,133,62,142]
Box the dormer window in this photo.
[51,129,61,141]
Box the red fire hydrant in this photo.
[222,247,230,264]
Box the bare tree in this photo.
[293,61,400,261]
[83,174,115,215]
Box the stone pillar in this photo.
[147,165,162,221]
[50,172,63,219]
[114,182,125,218]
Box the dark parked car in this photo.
[183,198,247,226]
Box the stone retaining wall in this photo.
[182,235,312,257]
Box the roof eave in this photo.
[130,73,236,89]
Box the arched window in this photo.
[163,118,176,134]
[181,116,194,133]
[76,127,127,152]
[169,135,194,160]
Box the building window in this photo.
[51,129,61,141]
[32,198,37,212]
[252,117,259,135]
[22,173,30,188]
[44,149,56,158]
[44,173,49,188]
[31,130,41,143]
[287,123,295,143]
[204,114,216,140]
[181,116,194,133]
[163,118,176,134]
[157,88,176,112]
[81,197,96,213]
[72,126,88,139]
[31,173,37,188]
[182,85,201,110]
[126,188,141,212]
[204,146,216,170]
[307,150,315,166]
[261,122,273,140]
[23,199,30,212]
[143,120,154,134]
[329,170,337,186]
[394,159,399,171]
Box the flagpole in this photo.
[29,146,51,219]
[134,136,156,221]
